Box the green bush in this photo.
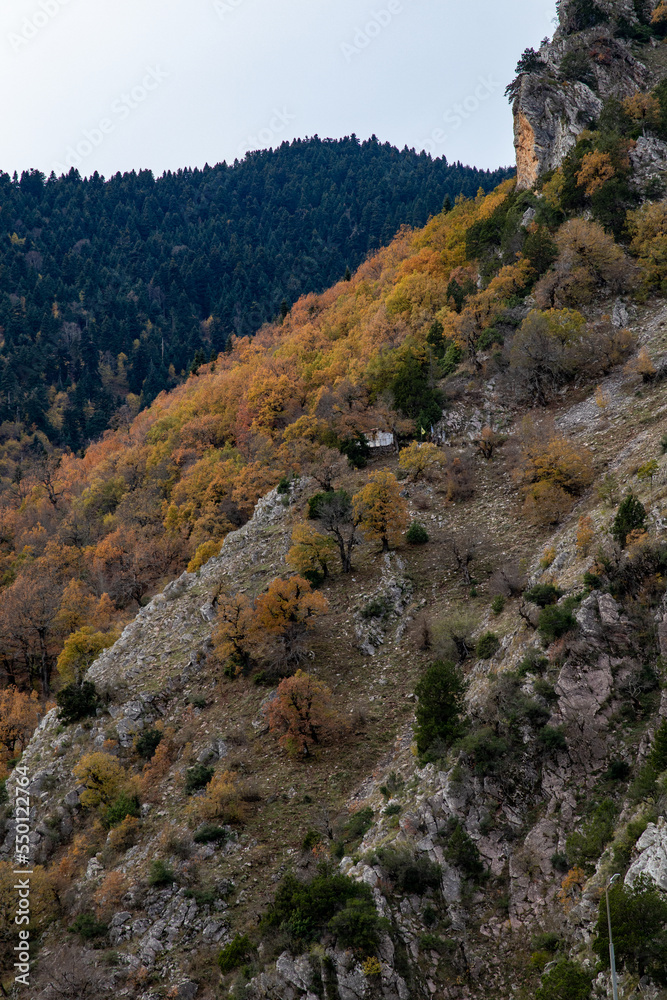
[442,821,485,881]
[414,660,465,760]
[135,728,162,759]
[524,584,562,608]
[406,521,429,545]
[194,824,229,844]
[218,934,254,973]
[262,864,384,951]
[551,852,569,872]
[56,681,100,725]
[390,352,444,432]
[184,764,214,795]
[613,816,650,871]
[583,570,602,589]
[612,492,647,547]
[538,605,577,644]
[538,726,568,752]
[566,799,617,871]
[459,727,509,777]
[103,792,140,829]
[339,436,371,469]
[360,596,393,620]
[516,649,548,676]
[148,860,175,887]
[594,875,667,983]
[476,632,500,659]
[328,897,388,953]
[68,912,108,942]
[343,807,374,842]
[491,594,506,615]
[384,803,401,817]
[375,847,441,894]
[535,959,592,1000]
[533,678,558,704]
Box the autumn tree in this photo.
[535,218,635,308]
[287,523,337,582]
[399,441,442,481]
[575,150,615,197]
[628,199,667,294]
[194,770,247,825]
[308,489,361,573]
[0,687,42,772]
[622,92,661,135]
[56,627,117,686]
[265,669,344,756]
[517,423,594,526]
[253,576,329,669]
[352,470,408,552]
[73,752,128,808]
[212,593,256,675]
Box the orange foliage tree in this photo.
[253,576,329,669]
[264,669,344,756]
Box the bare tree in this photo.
[34,944,114,999]
[443,530,487,586]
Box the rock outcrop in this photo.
[512,1,655,188]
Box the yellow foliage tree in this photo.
[56,626,117,685]
[0,862,56,958]
[287,523,337,581]
[195,770,247,824]
[187,539,222,573]
[622,92,661,134]
[139,738,173,801]
[628,200,667,293]
[398,441,442,481]
[625,347,657,381]
[576,150,615,197]
[576,515,595,556]
[518,430,594,526]
[353,469,408,551]
[73,752,127,808]
[253,576,329,667]
[212,593,256,675]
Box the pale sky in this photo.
[1,0,557,179]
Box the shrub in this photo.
[535,959,592,1000]
[414,660,465,760]
[185,764,214,795]
[339,435,370,469]
[551,852,570,872]
[566,799,617,871]
[476,632,500,659]
[343,807,374,842]
[193,824,229,844]
[103,792,140,829]
[612,492,647,547]
[491,594,505,615]
[538,726,568,752]
[459,727,509,777]
[361,596,393,620]
[218,934,254,973]
[56,682,100,725]
[376,847,441,894]
[147,860,175,887]
[108,815,140,852]
[538,605,577,644]
[263,865,385,951]
[442,821,485,881]
[135,728,162,760]
[406,521,429,545]
[384,803,401,817]
[524,584,562,608]
[68,912,108,942]
[328,897,387,953]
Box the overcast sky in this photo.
[1,0,557,179]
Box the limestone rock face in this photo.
[512,2,654,189]
[514,76,602,190]
[625,818,667,891]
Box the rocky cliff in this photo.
[513,0,662,188]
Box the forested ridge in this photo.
[0,136,511,449]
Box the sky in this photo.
[0,0,557,179]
